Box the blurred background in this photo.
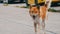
[0,0,60,7]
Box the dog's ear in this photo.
[29,4,32,9]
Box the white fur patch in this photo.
[33,16,40,23]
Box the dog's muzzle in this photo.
[32,15,36,19]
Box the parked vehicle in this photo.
[51,0,60,6]
[0,0,26,3]
[0,0,3,3]
[26,0,60,6]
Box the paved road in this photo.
[0,4,60,34]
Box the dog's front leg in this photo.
[42,19,46,34]
[37,22,40,34]
[34,22,37,34]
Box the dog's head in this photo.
[29,5,40,19]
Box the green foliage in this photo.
[48,8,60,12]
[48,8,57,12]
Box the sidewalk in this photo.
[51,7,60,10]
[0,4,60,34]
[0,3,26,7]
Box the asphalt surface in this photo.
[0,4,60,34]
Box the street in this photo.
[0,4,60,34]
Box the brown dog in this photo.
[29,4,48,34]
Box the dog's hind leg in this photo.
[42,19,46,34]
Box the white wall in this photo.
[3,0,8,3]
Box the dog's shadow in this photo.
[45,30,57,34]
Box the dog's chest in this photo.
[33,16,40,23]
